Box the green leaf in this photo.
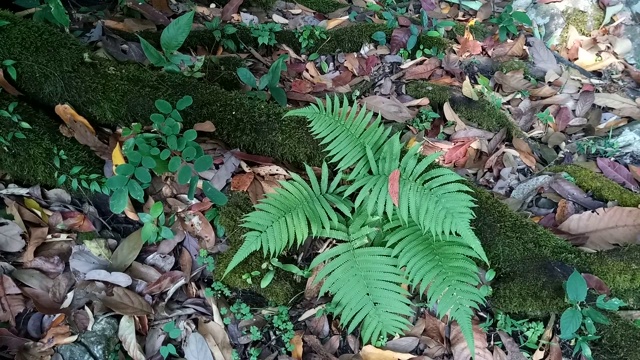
[512,11,532,26]
[194,155,213,172]
[203,182,228,206]
[141,222,158,243]
[110,188,129,214]
[138,212,153,223]
[566,270,587,304]
[270,87,287,107]
[160,11,195,54]
[134,167,152,184]
[176,95,193,110]
[582,307,609,325]
[237,68,257,89]
[150,113,165,123]
[560,307,582,339]
[177,164,192,185]
[183,129,197,141]
[107,174,129,189]
[142,156,157,169]
[160,226,174,239]
[138,36,167,66]
[69,165,83,175]
[261,270,275,288]
[371,31,387,45]
[168,156,182,172]
[6,66,17,81]
[188,175,198,200]
[48,0,70,28]
[128,180,145,202]
[160,149,171,160]
[116,163,135,177]
[407,34,417,51]
[150,202,164,218]
[155,99,173,114]
[596,294,626,311]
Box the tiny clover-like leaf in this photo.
[182,146,197,161]
[150,113,165,123]
[163,322,182,339]
[142,156,157,169]
[194,155,213,172]
[115,164,135,177]
[177,164,193,185]
[566,270,587,304]
[560,307,582,339]
[160,149,172,160]
[134,167,152,184]
[176,95,193,111]
[168,156,182,172]
[155,99,173,114]
[183,129,197,141]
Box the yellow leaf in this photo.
[112,142,126,174]
[326,16,349,30]
[462,76,478,100]
[55,104,96,135]
[360,345,413,360]
[290,334,303,360]
[24,198,48,223]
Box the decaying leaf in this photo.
[101,287,153,316]
[557,206,640,250]
[450,320,492,360]
[85,269,133,287]
[388,169,400,207]
[184,332,214,360]
[0,218,25,253]
[360,96,415,123]
[56,105,111,160]
[143,270,184,295]
[197,317,234,360]
[443,102,466,131]
[596,157,639,191]
[110,230,143,272]
[359,345,413,360]
[119,315,146,360]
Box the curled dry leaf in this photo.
[581,273,611,295]
[596,157,639,191]
[360,96,415,123]
[119,315,146,360]
[491,34,526,58]
[443,102,466,131]
[143,270,185,295]
[85,269,133,287]
[198,317,233,360]
[557,206,640,250]
[0,69,22,96]
[291,334,303,360]
[359,345,414,360]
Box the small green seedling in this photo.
[560,270,626,360]
[371,31,387,45]
[250,23,281,47]
[296,25,327,54]
[260,258,311,288]
[138,11,204,77]
[54,147,108,194]
[536,108,554,125]
[159,321,181,359]
[410,106,440,131]
[205,281,232,298]
[205,17,238,52]
[139,202,174,244]
[236,54,289,106]
[0,102,30,146]
[489,4,532,42]
[2,60,16,80]
[197,249,215,272]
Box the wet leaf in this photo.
[110,229,143,272]
[119,315,145,360]
[596,157,639,191]
[557,206,640,250]
[0,218,25,252]
[101,287,153,316]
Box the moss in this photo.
[592,314,640,360]
[0,94,102,188]
[497,59,531,77]
[0,11,324,167]
[451,23,490,40]
[406,81,519,134]
[559,6,604,45]
[472,188,640,316]
[217,192,303,304]
[548,165,640,207]
[294,0,347,14]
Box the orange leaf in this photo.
[444,140,473,167]
[388,169,400,207]
[55,104,96,135]
[290,334,303,360]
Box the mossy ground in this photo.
[549,164,640,207]
[405,81,519,135]
[0,94,102,187]
[497,59,531,77]
[451,23,490,40]
[217,192,303,304]
[559,6,604,46]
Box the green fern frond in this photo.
[311,214,412,343]
[285,96,392,178]
[384,218,486,354]
[223,163,351,276]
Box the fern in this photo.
[225,96,489,354]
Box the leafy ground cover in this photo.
[1,0,640,359]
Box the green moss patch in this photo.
[549,164,640,207]
[406,81,519,134]
[0,94,102,187]
[217,192,303,304]
[0,11,323,167]
[295,0,348,14]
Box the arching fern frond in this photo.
[344,136,485,262]
[384,218,486,354]
[311,211,413,344]
[223,163,352,276]
[285,96,392,178]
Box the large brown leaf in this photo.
[101,287,153,315]
[450,320,492,360]
[360,96,415,123]
[110,229,143,272]
[596,157,639,191]
[557,206,640,250]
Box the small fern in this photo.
[224,96,489,353]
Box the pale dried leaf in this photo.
[0,218,25,252]
[101,287,153,316]
[119,315,145,360]
[360,96,415,123]
[85,269,132,287]
[184,332,214,360]
[360,345,413,360]
[450,321,492,360]
[443,102,466,131]
[557,206,640,250]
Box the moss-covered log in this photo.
[0,93,102,187]
[405,81,520,135]
[0,11,323,167]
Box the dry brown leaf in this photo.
[457,36,483,56]
[119,315,145,360]
[360,345,414,360]
[197,317,234,360]
[0,275,25,326]
[443,102,466,131]
[193,121,216,132]
[450,321,492,360]
[557,206,640,250]
[462,76,478,100]
[101,287,153,316]
[0,69,22,96]
[56,107,111,160]
[179,211,215,251]
[40,317,78,350]
[404,58,441,80]
[574,48,619,71]
[291,334,304,360]
[555,199,576,225]
[344,53,360,75]
[231,172,255,191]
[326,16,349,30]
[593,93,638,109]
[491,34,526,58]
[360,96,415,123]
[143,270,184,295]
